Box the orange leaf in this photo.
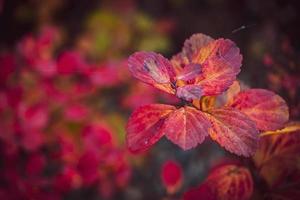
[192,39,242,96]
[180,33,214,61]
[253,122,300,187]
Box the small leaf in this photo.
[161,160,183,194]
[57,51,86,75]
[164,106,211,150]
[207,108,259,157]
[128,51,175,94]
[126,104,175,153]
[229,89,289,131]
[204,164,254,200]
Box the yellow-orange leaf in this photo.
[253,122,300,187]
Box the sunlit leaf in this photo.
[192,39,242,96]
[229,89,289,131]
[181,33,214,61]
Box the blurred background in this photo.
[0,0,299,199]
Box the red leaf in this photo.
[20,103,49,131]
[54,167,81,193]
[128,51,176,94]
[204,164,253,200]
[77,151,99,185]
[207,108,258,157]
[170,34,213,75]
[161,160,183,194]
[192,39,242,96]
[164,106,210,150]
[126,104,175,153]
[57,51,86,75]
[229,89,289,131]
[82,124,113,152]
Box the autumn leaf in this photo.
[126,104,259,156]
[181,33,214,61]
[163,106,211,150]
[125,33,288,156]
[253,122,300,187]
[128,34,242,102]
[161,160,183,194]
[229,89,289,131]
[204,164,253,200]
[57,51,87,75]
[191,39,242,96]
[126,104,175,152]
[128,51,176,94]
[206,108,259,157]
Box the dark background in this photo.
[1,0,300,87]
